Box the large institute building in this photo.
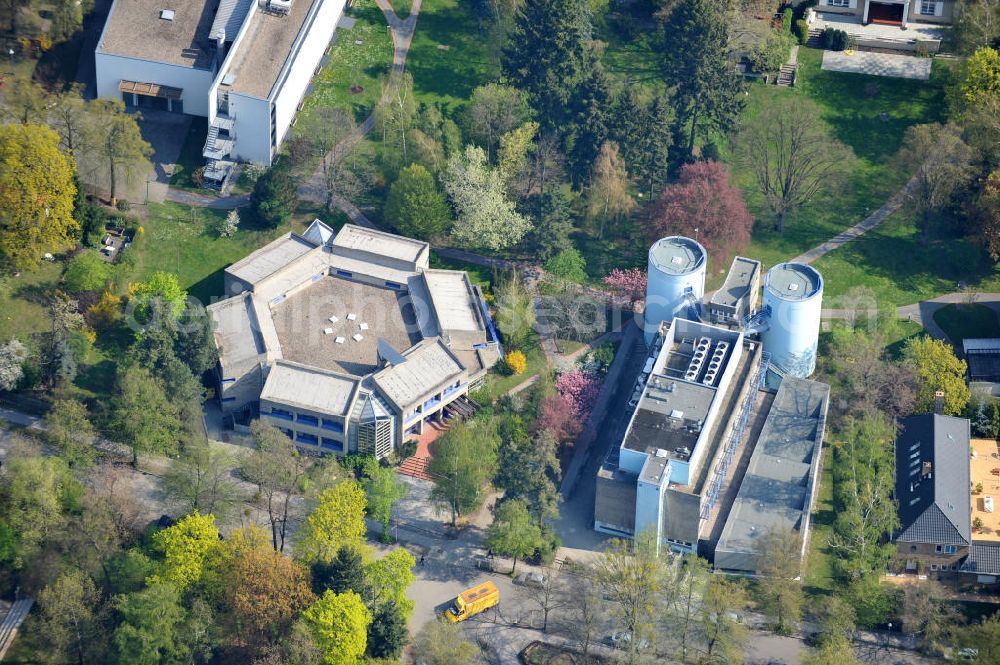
[596,236,831,574]
[208,222,502,459]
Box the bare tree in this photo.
[895,123,977,243]
[523,565,564,632]
[162,440,244,523]
[954,0,1000,53]
[900,579,961,652]
[754,528,805,634]
[734,94,854,232]
[555,564,606,661]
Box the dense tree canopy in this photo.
[0,123,79,271]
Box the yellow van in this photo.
[444,581,499,622]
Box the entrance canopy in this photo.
[118,80,183,101]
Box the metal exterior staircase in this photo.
[0,598,34,661]
[203,124,234,160]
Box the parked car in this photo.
[514,572,547,588]
[608,632,649,650]
[475,556,497,572]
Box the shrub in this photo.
[974,516,985,530]
[396,439,418,462]
[64,251,113,292]
[218,209,240,238]
[794,19,810,45]
[749,29,797,72]
[544,248,587,282]
[591,343,615,371]
[116,199,130,212]
[821,27,850,51]
[250,165,296,229]
[506,350,527,375]
[239,163,266,188]
[191,166,205,188]
[782,7,793,33]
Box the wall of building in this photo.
[896,541,969,573]
[270,0,347,159]
[95,53,215,116]
[908,0,954,23]
[260,398,351,454]
[229,93,273,164]
[634,471,667,543]
[595,471,638,536]
[662,487,701,549]
[218,363,263,414]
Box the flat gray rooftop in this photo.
[224,0,317,98]
[711,257,760,308]
[260,360,359,416]
[227,233,318,285]
[649,236,706,276]
[269,276,421,377]
[765,263,822,302]
[714,376,830,573]
[623,374,715,458]
[373,339,465,410]
[421,271,483,332]
[333,225,428,266]
[99,0,216,68]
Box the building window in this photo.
[930,564,938,571]
[322,419,344,433]
[385,281,402,289]
[270,408,294,421]
[828,0,849,6]
[321,437,343,452]
[909,497,921,506]
[910,545,917,553]
[920,1,938,15]
[296,432,318,445]
[280,428,293,438]
[944,545,957,554]
[336,270,353,278]
[935,545,943,553]
[297,414,319,427]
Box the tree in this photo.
[649,160,752,263]
[34,568,104,665]
[112,582,189,664]
[954,0,1000,54]
[590,534,666,655]
[220,209,240,238]
[463,84,532,159]
[828,413,900,582]
[976,170,1000,261]
[109,365,182,465]
[900,579,960,650]
[376,72,417,168]
[0,338,28,391]
[555,566,604,660]
[84,99,152,202]
[367,600,409,659]
[444,145,532,251]
[659,0,746,155]
[502,0,593,131]
[384,164,451,240]
[151,510,221,592]
[0,451,73,564]
[699,575,750,664]
[129,271,188,323]
[754,528,804,633]
[586,141,635,239]
[162,441,243,521]
[603,268,646,309]
[802,634,861,665]
[958,47,1000,106]
[567,64,614,185]
[0,123,79,271]
[243,420,318,552]
[734,94,853,233]
[250,165,296,229]
[296,480,368,564]
[486,498,542,574]
[364,466,407,543]
[2,80,47,125]
[302,590,372,665]
[527,190,574,262]
[411,619,484,665]
[536,392,581,444]
[748,29,797,73]
[954,610,1000,663]
[495,426,561,526]
[498,121,539,188]
[544,247,587,282]
[811,594,857,644]
[363,548,416,614]
[505,349,527,375]
[88,291,123,330]
[427,418,500,525]
[494,270,536,351]
[64,250,114,293]
[311,545,365,596]
[46,398,98,469]
[48,85,90,158]
[896,123,977,242]
[903,336,971,416]
[218,527,316,649]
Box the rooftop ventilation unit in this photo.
[655,448,668,458]
[268,0,291,14]
[160,9,175,19]
[669,409,684,420]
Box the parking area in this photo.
[135,108,193,201]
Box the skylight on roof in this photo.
[160,9,175,19]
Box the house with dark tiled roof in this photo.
[893,414,972,575]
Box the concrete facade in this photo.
[208,222,502,459]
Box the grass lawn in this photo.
[489,342,547,394]
[0,260,64,341]
[297,0,393,124]
[734,48,953,274]
[933,303,1000,346]
[406,0,499,110]
[811,211,1000,307]
[133,202,315,303]
[169,117,214,195]
[804,444,835,595]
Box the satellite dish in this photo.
[377,338,406,366]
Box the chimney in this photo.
[934,390,945,415]
[922,461,933,479]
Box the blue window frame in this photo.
[385,281,402,289]
[297,432,318,445]
[280,428,293,438]
[270,409,294,421]
[336,270,353,278]
[322,419,344,433]
[321,438,343,452]
[221,377,236,384]
[297,414,319,427]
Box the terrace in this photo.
[971,438,1000,542]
